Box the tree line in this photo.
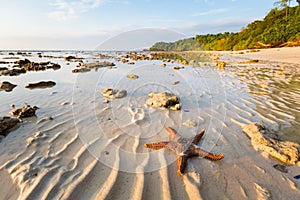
[150,5,300,51]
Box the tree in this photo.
[275,0,291,17]
[297,0,300,6]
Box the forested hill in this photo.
[150,6,300,51]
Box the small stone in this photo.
[127,74,139,80]
[101,88,127,99]
[171,81,179,85]
[161,63,166,67]
[172,66,181,70]
[103,99,109,104]
[216,62,226,69]
[273,164,288,173]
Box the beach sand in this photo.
[0,48,299,199]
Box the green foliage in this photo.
[150,6,300,51]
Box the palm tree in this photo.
[275,0,291,17]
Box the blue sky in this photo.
[0,0,297,50]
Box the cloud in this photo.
[192,8,229,17]
[48,0,105,21]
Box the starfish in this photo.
[144,127,224,176]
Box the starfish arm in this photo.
[194,148,225,161]
[192,129,205,145]
[144,142,169,150]
[166,127,178,140]
[177,155,188,176]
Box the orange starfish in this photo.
[144,127,224,175]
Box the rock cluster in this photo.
[146,92,181,111]
[10,105,39,118]
[243,122,299,164]
[0,59,61,76]
[101,88,127,99]
[72,61,115,73]
[0,81,17,92]
[25,81,56,89]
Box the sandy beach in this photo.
[0,48,300,199]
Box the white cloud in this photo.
[192,8,229,17]
[48,0,105,21]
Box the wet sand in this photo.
[0,49,299,199]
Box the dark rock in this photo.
[0,81,17,92]
[72,68,91,73]
[273,164,288,173]
[294,175,300,179]
[10,105,39,118]
[64,56,82,62]
[15,59,31,66]
[25,81,56,89]
[0,116,20,136]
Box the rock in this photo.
[181,60,188,65]
[103,99,109,104]
[50,63,61,70]
[0,81,17,92]
[127,74,139,80]
[161,63,166,67]
[10,105,39,118]
[72,61,115,73]
[15,59,31,66]
[0,116,20,136]
[146,92,181,110]
[243,122,299,164]
[25,81,56,89]
[171,81,180,85]
[127,62,135,65]
[101,88,127,99]
[72,68,91,73]
[121,59,128,63]
[172,66,181,70]
[0,68,26,76]
[273,164,288,173]
[64,56,82,62]
[216,62,226,69]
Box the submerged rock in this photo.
[10,105,39,118]
[243,122,299,164]
[0,81,17,92]
[0,116,20,136]
[101,88,127,99]
[25,81,56,89]
[146,92,181,110]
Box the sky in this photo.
[0,0,298,50]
